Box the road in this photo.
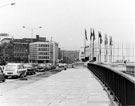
[0,71,59,94]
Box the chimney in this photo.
[36,35,39,40]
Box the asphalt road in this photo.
[0,71,59,94]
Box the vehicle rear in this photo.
[36,64,46,72]
[3,63,26,78]
[23,63,36,75]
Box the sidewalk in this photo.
[0,68,111,106]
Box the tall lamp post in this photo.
[0,2,15,8]
[22,26,42,63]
[0,2,15,63]
[22,26,42,41]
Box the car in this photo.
[58,63,67,70]
[3,63,27,78]
[50,65,56,70]
[36,64,46,72]
[0,67,5,82]
[23,63,36,75]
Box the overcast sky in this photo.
[0,0,135,50]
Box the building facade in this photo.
[29,42,50,63]
[0,35,59,64]
[12,40,29,63]
[50,41,59,65]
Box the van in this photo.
[3,63,27,78]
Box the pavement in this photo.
[0,67,112,106]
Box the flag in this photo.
[98,32,102,44]
[104,35,108,45]
[90,28,93,40]
[12,36,14,41]
[109,36,112,46]
[92,29,95,41]
[85,29,88,40]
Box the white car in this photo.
[58,63,67,70]
[3,63,27,78]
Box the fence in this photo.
[88,63,135,106]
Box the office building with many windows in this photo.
[29,42,50,63]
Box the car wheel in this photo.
[2,79,5,82]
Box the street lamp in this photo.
[22,26,42,41]
[0,3,15,8]
[22,26,42,63]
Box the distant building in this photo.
[0,35,59,63]
[12,39,29,62]
[22,35,46,43]
[29,42,50,63]
[50,41,59,65]
[1,38,12,44]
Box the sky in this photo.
[0,0,135,50]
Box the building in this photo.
[22,35,46,43]
[29,42,50,63]
[79,43,99,62]
[50,41,59,65]
[29,41,59,64]
[0,35,59,63]
[12,39,29,62]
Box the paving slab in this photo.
[0,68,112,106]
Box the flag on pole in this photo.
[98,32,102,44]
[85,29,88,40]
[92,29,95,41]
[90,28,93,40]
[109,36,112,46]
[105,35,108,45]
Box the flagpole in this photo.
[84,32,86,60]
[84,29,87,61]
[100,37,101,62]
[92,29,95,61]
[89,34,91,61]
[98,34,100,62]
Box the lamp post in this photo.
[22,26,42,63]
[0,3,15,8]
[22,26,42,42]
[0,2,15,64]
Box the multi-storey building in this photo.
[12,39,29,62]
[0,35,59,64]
[29,42,50,63]
[50,41,59,65]
[29,41,59,64]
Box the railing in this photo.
[88,63,135,106]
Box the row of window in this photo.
[38,48,49,51]
[39,44,49,47]
[39,52,49,55]
[14,54,27,57]
[14,48,27,51]
[38,56,49,59]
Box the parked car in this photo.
[23,63,36,75]
[50,65,56,70]
[0,67,5,82]
[36,64,46,72]
[58,63,67,70]
[3,63,27,78]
